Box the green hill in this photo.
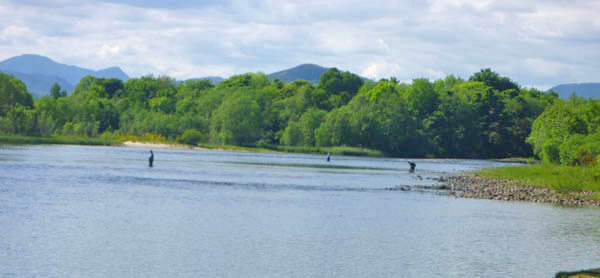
[549,83,600,99]
[268,64,330,84]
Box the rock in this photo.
[439,174,599,207]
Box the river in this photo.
[1,145,599,277]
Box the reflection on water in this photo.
[1,144,599,277]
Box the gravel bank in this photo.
[443,174,600,207]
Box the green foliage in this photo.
[0,73,34,117]
[559,134,587,165]
[527,96,600,165]
[316,68,364,110]
[280,121,303,146]
[178,129,204,145]
[469,68,519,92]
[405,78,438,118]
[541,138,561,164]
[527,100,586,157]
[210,94,261,145]
[0,134,118,146]
[49,83,67,98]
[1,68,557,159]
[477,164,600,193]
[298,108,327,146]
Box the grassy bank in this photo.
[475,164,600,194]
[555,268,600,277]
[0,134,382,158]
[0,134,119,146]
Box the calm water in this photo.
[1,145,599,277]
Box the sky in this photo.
[0,0,599,89]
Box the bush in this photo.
[541,138,561,164]
[179,129,203,145]
[280,121,303,146]
[559,134,586,165]
[560,133,600,166]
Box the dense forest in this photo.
[0,68,563,159]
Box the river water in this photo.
[1,145,599,277]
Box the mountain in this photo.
[0,54,129,97]
[549,83,600,99]
[268,64,330,84]
[0,70,74,98]
[188,76,224,84]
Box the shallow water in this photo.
[1,145,599,277]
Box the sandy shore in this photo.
[121,141,230,151]
[122,141,200,150]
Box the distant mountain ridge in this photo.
[549,83,600,99]
[1,54,369,97]
[0,69,75,97]
[268,64,330,84]
[0,54,128,97]
[185,76,225,84]
[187,64,363,85]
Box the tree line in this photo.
[527,95,600,166]
[0,68,560,159]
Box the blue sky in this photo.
[1,0,598,89]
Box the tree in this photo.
[50,83,66,98]
[527,100,587,158]
[0,73,33,117]
[404,78,439,119]
[210,95,261,145]
[469,68,519,92]
[4,104,35,135]
[280,121,303,146]
[179,129,203,145]
[317,68,364,110]
[298,108,327,146]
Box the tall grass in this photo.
[476,164,600,193]
[0,134,119,146]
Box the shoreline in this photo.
[441,174,600,207]
[122,141,197,149]
[121,141,244,152]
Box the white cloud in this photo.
[0,0,598,88]
[98,44,121,58]
[0,25,32,40]
[362,61,406,80]
[523,58,564,77]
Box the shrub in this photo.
[179,129,203,145]
[280,121,303,146]
[541,138,561,164]
[559,134,586,165]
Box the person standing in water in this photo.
[408,161,416,173]
[149,150,154,167]
[327,152,331,162]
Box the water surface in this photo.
[1,145,599,277]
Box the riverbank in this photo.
[441,173,600,207]
[555,268,600,277]
[0,134,117,146]
[0,134,382,157]
[123,141,199,150]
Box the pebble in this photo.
[442,174,600,207]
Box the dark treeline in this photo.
[0,68,558,158]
